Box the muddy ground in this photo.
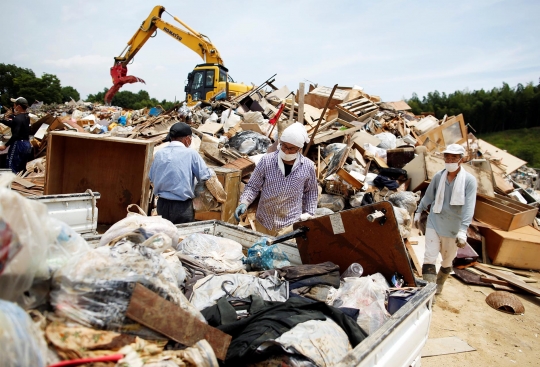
[422,270,540,366]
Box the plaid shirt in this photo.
[240,151,318,230]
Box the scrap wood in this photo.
[421,336,476,358]
[405,239,423,276]
[304,84,339,155]
[481,263,533,278]
[313,124,363,145]
[474,264,540,296]
[126,283,231,361]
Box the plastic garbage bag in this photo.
[205,112,219,124]
[229,131,271,155]
[318,194,345,212]
[375,132,397,150]
[349,191,366,208]
[329,274,390,335]
[314,207,334,217]
[51,239,204,336]
[388,191,421,216]
[178,233,245,273]
[363,143,387,162]
[99,204,180,247]
[244,237,291,271]
[224,111,241,133]
[393,206,412,239]
[0,173,50,307]
[0,300,48,367]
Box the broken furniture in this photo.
[45,131,156,225]
[194,167,241,224]
[474,193,538,231]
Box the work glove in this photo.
[234,203,247,222]
[413,213,422,234]
[456,230,468,248]
[300,213,313,221]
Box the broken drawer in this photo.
[474,193,538,231]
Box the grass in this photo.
[478,127,540,168]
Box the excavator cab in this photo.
[184,64,250,106]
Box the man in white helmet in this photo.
[414,144,477,297]
[234,122,318,236]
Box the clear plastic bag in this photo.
[323,143,347,158]
[51,239,204,336]
[228,131,271,155]
[329,274,390,335]
[375,132,397,150]
[349,192,366,208]
[0,173,50,307]
[99,204,180,247]
[318,194,345,212]
[0,300,48,367]
[244,237,291,271]
[388,191,420,216]
[177,233,245,273]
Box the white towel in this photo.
[432,169,466,213]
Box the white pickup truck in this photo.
[163,219,436,367]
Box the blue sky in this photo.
[2,0,539,102]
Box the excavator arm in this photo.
[105,5,224,104]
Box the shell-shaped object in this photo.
[485,291,525,315]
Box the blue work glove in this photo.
[234,203,247,221]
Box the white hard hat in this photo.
[442,144,466,156]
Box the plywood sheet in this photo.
[477,139,526,174]
[422,337,475,357]
[294,201,417,286]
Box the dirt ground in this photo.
[421,270,540,367]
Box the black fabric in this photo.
[373,175,399,190]
[379,167,407,180]
[288,271,341,290]
[361,192,374,206]
[156,197,194,224]
[284,162,293,177]
[273,261,340,282]
[1,113,30,147]
[202,296,367,364]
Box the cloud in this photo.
[43,54,110,69]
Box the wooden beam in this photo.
[297,82,305,124]
[405,240,422,276]
[474,264,540,296]
[126,283,231,360]
[304,84,338,155]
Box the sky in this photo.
[2,0,539,103]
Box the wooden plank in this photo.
[198,122,223,135]
[12,177,35,188]
[481,263,532,278]
[480,276,510,286]
[474,264,540,296]
[126,283,231,360]
[313,125,363,145]
[297,82,305,124]
[336,168,363,189]
[421,337,475,358]
[405,239,423,276]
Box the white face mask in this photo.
[445,161,461,172]
[279,149,298,161]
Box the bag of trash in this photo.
[99,204,180,247]
[314,207,334,217]
[318,194,345,212]
[224,111,241,132]
[375,132,397,150]
[363,143,387,162]
[229,131,271,155]
[349,191,366,208]
[244,237,291,271]
[193,182,220,212]
[0,172,50,307]
[393,206,412,239]
[178,233,245,273]
[51,239,204,336]
[329,274,390,335]
[0,300,48,367]
[388,191,420,216]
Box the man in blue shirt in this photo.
[149,122,212,224]
[414,144,477,298]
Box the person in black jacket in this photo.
[0,97,32,173]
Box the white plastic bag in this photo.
[177,233,245,273]
[99,204,180,247]
[375,132,397,150]
[329,274,390,335]
[224,112,241,133]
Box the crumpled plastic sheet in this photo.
[190,273,289,311]
[0,299,48,367]
[228,130,271,155]
[329,274,390,335]
[51,239,205,337]
[244,237,290,271]
[323,143,347,158]
[259,317,352,367]
[314,207,334,217]
[177,233,245,273]
[388,191,420,216]
[375,132,397,150]
[393,206,412,239]
[318,194,345,212]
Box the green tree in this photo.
[61,86,80,102]
[86,88,175,110]
[0,63,36,107]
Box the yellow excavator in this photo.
[105,5,252,105]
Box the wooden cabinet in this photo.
[45,131,155,225]
[481,225,540,270]
[195,167,241,224]
[474,193,538,231]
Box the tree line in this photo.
[86,88,176,111]
[0,63,80,107]
[407,81,540,134]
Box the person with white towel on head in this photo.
[413,144,477,298]
[234,122,318,237]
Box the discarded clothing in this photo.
[7,140,31,173]
[189,273,289,311]
[202,296,367,364]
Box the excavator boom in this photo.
[105,5,224,104]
